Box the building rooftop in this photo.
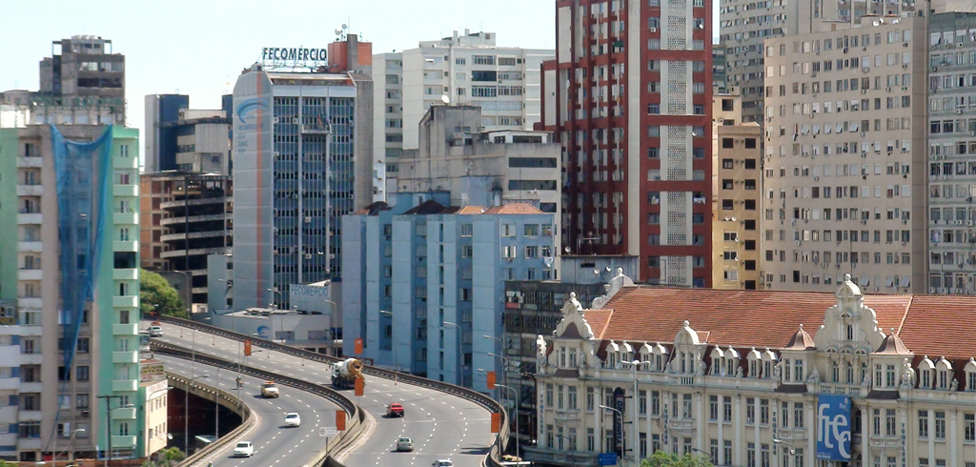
[579,285,976,359]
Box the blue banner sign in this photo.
[816,394,852,461]
[598,452,618,465]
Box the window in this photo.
[461,224,473,236]
[76,366,90,381]
[935,411,946,439]
[919,410,929,438]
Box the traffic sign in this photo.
[490,412,501,433]
[487,371,496,390]
[354,376,365,396]
[335,411,346,431]
[354,338,363,355]
[598,453,618,465]
[244,340,252,357]
[319,427,338,437]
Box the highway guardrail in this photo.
[152,342,368,467]
[151,315,511,466]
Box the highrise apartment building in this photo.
[926,12,976,295]
[40,35,127,124]
[231,35,376,311]
[0,124,142,463]
[711,92,763,289]
[762,17,927,292]
[542,0,714,285]
[719,0,917,124]
[373,30,553,192]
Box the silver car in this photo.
[396,437,413,452]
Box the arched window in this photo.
[747,348,761,378]
[935,357,953,390]
[710,347,725,376]
[918,356,935,389]
[965,358,976,391]
[831,360,840,383]
[761,349,778,380]
[726,347,740,376]
[620,342,633,365]
[846,360,855,384]
[606,341,620,369]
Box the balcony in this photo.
[113,323,138,336]
[113,295,138,308]
[16,185,43,196]
[17,242,42,253]
[111,435,137,448]
[18,297,42,308]
[113,155,138,169]
[112,350,139,364]
[17,213,42,225]
[112,379,138,392]
[113,240,138,252]
[113,212,138,225]
[17,438,42,451]
[0,377,19,390]
[19,382,43,393]
[17,269,42,281]
[20,353,43,365]
[18,410,42,422]
[113,268,138,281]
[113,184,139,197]
[16,157,42,168]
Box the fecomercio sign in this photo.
[261,47,328,64]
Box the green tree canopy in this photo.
[641,451,714,467]
[140,269,187,319]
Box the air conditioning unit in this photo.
[293,117,300,124]
[885,87,891,92]
[506,257,514,262]
[862,68,870,74]
[304,216,312,223]
[304,253,312,259]
[861,89,867,94]
[649,27,657,32]
[273,116,280,123]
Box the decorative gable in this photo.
[590,269,635,309]
[814,274,886,353]
[554,292,595,340]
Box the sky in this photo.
[0,0,719,163]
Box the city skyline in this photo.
[0,0,556,163]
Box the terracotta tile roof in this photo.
[456,206,486,215]
[897,295,976,359]
[482,203,544,215]
[594,287,909,349]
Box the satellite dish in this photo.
[441,95,450,105]
[335,29,342,35]
[564,247,571,254]
[593,269,600,275]
[606,266,612,272]
[341,23,348,29]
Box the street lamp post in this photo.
[691,448,711,463]
[495,384,521,460]
[96,395,134,467]
[620,360,651,467]
[323,298,338,356]
[184,374,209,457]
[379,310,399,378]
[773,438,796,463]
[599,404,632,467]
[49,427,86,465]
[443,321,463,385]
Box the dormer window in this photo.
[569,348,577,367]
[710,347,726,376]
[918,356,935,389]
[936,357,953,390]
[747,348,761,378]
[784,358,792,381]
[560,347,567,367]
[726,347,740,376]
[965,358,976,391]
[885,364,895,387]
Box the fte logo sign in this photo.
[816,394,852,461]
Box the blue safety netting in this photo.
[51,124,113,372]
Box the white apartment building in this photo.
[926,11,976,295]
[719,0,918,124]
[372,30,553,194]
[529,271,976,467]
[761,16,927,293]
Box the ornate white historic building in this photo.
[528,270,976,467]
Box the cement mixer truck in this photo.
[331,358,364,389]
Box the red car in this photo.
[387,403,404,417]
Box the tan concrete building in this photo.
[712,93,763,289]
[761,17,928,293]
[140,362,168,458]
[528,271,976,467]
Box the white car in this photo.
[148,325,163,337]
[233,441,254,457]
[396,437,413,452]
[284,412,301,427]
[432,460,453,467]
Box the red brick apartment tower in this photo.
[542,0,713,286]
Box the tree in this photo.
[140,269,187,319]
[641,451,714,467]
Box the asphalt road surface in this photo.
[152,322,495,467]
[161,355,337,467]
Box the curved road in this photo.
[152,322,494,467]
[162,355,337,467]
